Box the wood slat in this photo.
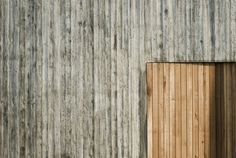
[186,64,193,158]
[158,63,164,158]
[153,63,159,158]
[215,64,221,158]
[181,64,187,158]
[193,64,199,158]
[169,63,176,158]
[233,64,236,157]
[204,64,210,158]
[164,63,170,158]
[223,64,227,157]
[232,64,236,156]
[147,64,153,158]
[175,64,182,158]
[226,64,232,158]
[209,64,216,158]
[199,64,205,158]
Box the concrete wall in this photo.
[0,0,235,157]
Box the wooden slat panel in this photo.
[148,63,236,158]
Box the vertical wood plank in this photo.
[152,63,158,158]
[233,64,236,157]
[186,64,193,158]
[181,64,187,158]
[226,64,232,158]
[222,64,227,157]
[209,64,216,158]
[198,64,205,158]
[147,64,153,158]
[158,63,164,158]
[204,64,210,158]
[169,63,176,158]
[164,63,170,158]
[175,63,181,158]
[215,64,221,158]
[193,64,199,158]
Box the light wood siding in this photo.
[147,63,236,158]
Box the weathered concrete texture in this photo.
[0,0,236,157]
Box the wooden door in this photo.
[147,63,236,158]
